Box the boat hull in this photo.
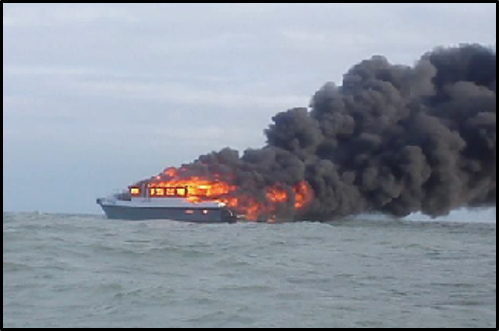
[99,204,236,223]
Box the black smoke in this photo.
[153,44,496,221]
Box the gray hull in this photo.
[99,204,236,223]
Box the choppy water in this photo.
[3,212,496,328]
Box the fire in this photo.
[266,187,288,204]
[141,167,313,221]
[293,181,313,210]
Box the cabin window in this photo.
[148,186,189,198]
[129,187,141,196]
[176,187,187,197]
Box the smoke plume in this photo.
[146,44,496,221]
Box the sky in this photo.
[3,3,497,219]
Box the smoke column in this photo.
[149,44,496,221]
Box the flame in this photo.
[141,167,313,221]
[266,186,288,204]
[163,168,178,177]
[293,181,313,210]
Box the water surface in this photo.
[3,212,496,328]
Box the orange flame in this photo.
[142,167,313,221]
[293,181,313,210]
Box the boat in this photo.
[96,184,237,223]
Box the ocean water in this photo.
[3,212,496,328]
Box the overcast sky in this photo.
[3,3,496,218]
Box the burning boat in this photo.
[96,184,237,223]
[96,167,312,223]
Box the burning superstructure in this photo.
[97,166,313,222]
[144,167,312,221]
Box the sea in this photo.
[3,212,496,328]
